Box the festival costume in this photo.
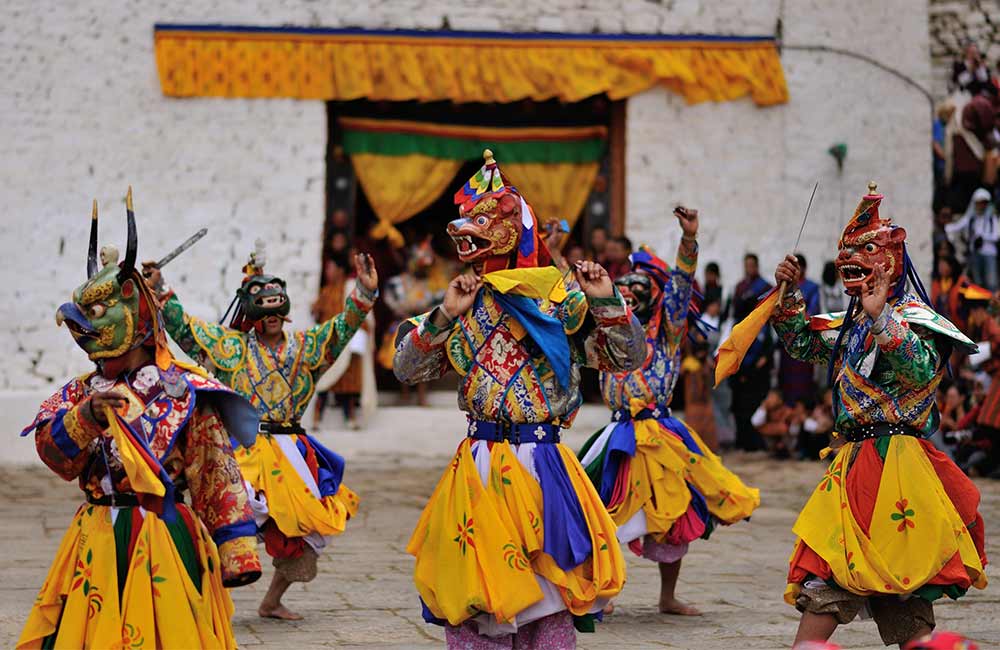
[770,186,987,645]
[578,247,759,566]
[18,194,261,649]
[393,152,646,647]
[159,241,373,582]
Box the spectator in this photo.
[703,261,724,310]
[798,390,834,460]
[948,93,996,213]
[777,255,820,404]
[565,243,586,267]
[939,383,968,435]
[681,340,718,452]
[731,253,772,321]
[952,42,992,96]
[312,256,374,429]
[932,204,955,258]
[729,253,774,451]
[604,235,633,280]
[588,225,609,265]
[934,102,953,204]
[932,255,966,332]
[820,260,846,313]
[949,188,999,289]
[750,389,795,458]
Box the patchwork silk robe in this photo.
[160,285,375,554]
[19,363,261,649]
[394,280,645,635]
[772,289,987,606]
[580,244,759,554]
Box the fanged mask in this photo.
[237,274,290,322]
[615,272,654,321]
[447,192,521,269]
[835,183,906,296]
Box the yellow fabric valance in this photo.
[351,153,463,249]
[154,25,789,106]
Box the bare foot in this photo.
[603,601,615,615]
[659,598,702,616]
[259,603,303,620]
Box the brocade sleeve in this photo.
[34,402,103,481]
[183,404,262,587]
[578,290,646,372]
[306,284,378,379]
[771,290,834,365]
[392,308,455,385]
[870,305,940,388]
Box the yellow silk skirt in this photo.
[408,438,626,627]
[236,433,359,539]
[18,503,236,649]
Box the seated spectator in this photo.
[798,390,834,460]
[948,188,999,289]
[751,389,795,458]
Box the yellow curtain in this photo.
[154,28,788,107]
[350,153,462,248]
[501,162,600,232]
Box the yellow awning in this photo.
[153,24,788,106]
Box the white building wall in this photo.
[0,0,931,458]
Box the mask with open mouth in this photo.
[449,150,550,274]
[237,274,290,322]
[56,189,170,369]
[835,182,906,296]
[615,272,654,321]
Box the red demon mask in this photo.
[449,150,550,274]
[836,182,906,296]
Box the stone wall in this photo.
[930,0,1000,99]
[0,1,930,448]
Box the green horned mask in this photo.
[56,190,151,361]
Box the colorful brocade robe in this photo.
[161,285,376,423]
[394,278,646,631]
[24,363,261,584]
[395,284,646,424]
[771,289,987,604]
[583,244,760,548]
[18,362,263,649]
[600,245,696,410]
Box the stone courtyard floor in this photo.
[1,402,998,649]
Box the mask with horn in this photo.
[56,188,169,371]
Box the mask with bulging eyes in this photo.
[236,273,290,322]
[615,272,654,321]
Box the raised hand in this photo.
[774,254,801,294]
[574,260,615,298]
[442,273,482,319]
[862,263,890,320]
[354,253,379,292]
[675,206,699,238]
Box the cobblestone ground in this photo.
[2,403,998,649]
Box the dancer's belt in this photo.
[258,420,306,436]
[87,493,141,507]
[612,404,671,422]
[466,418,561,444]
[840,422,923,443]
